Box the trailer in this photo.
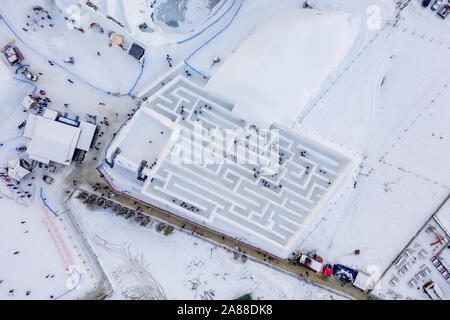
[298,254,323,273]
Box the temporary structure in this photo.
[20,94,39,109]
[109,31,124,48]
[23,110,97,166]
[7,158,32,182]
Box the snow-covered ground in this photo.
[290,0,450,299]
[0,190,111,300]
[68,192,346,300]
[207,9,361,128]
[0,59,13,105]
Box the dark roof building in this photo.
[129,43,145,61]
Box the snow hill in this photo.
[207,9,360,128]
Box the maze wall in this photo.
[111,77,354,255]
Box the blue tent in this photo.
[332,264,358,284]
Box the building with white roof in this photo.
[23,109,97,166]
[106,107,179,179]
[7,158,32,182]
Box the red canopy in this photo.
[322,265,332,277]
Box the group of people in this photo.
[1,218,57,299]
[23,6,54,32]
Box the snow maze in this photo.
[105,77,355,257]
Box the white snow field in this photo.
[0,189,111,300]
[290,0,450,300]
[207,9,360,128]
[68,193,346,300]
[0,59,13,104]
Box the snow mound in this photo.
[207,9,360,128]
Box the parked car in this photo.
[43,175,54,185]
[47,165,57,174]
[437,4,450,18]
[431,0,443,10]
[422,0,432,7]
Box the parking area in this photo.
[375,194,450,300]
